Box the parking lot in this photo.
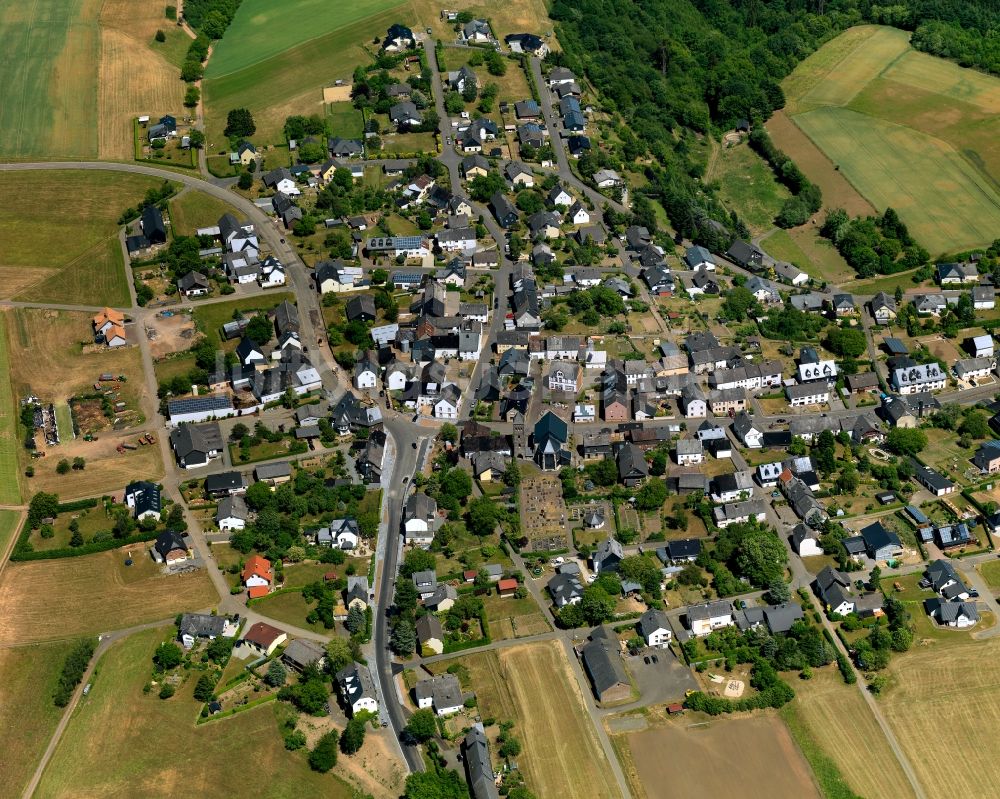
[622,646,698,708]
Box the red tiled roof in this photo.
[242,554,273,584]
[248,585,269,599]
[498,578,519,592]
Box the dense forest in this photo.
[549,0,1000,243]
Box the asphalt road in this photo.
[373,420,431,773]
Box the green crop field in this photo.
[777,24,1000,256]
[0,171,165,306]
[0,0,100,159]
[203,6,403,147]
[207,0,404,78]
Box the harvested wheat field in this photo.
[626,715,820,799]
[98,0,187,160]
[881,635,1000,799]
[781,670,915,799]
[444,642,622,799]
[0,547,217,645]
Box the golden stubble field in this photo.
[433,641,622,799]
[0,547,218,645]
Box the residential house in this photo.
[970,334,995,358]
[616,443,649,486]
[732,411,763,448]
[216,495,248,532]
[846,372,879,395]
[680,383,707,418]
[242,555,273,597]
[870,292,897,324]
[593,169,623,188]
[416,614,444,655]
[404,492,437,546]
[124,481,161,521]
[548,572,584,607]
[283,639,327,674]
[954,357,995,381]
[892,363,946,394]
[547,360,580,393]
[813,566,855,615]
[973,440,1000,473]
[927,559,971,601]
[151,530,189,565]
[242,622,286,657]
[177,613,237,649]
[973,285,996,310]
[389,101,422,128]
[791,523,822,557]
[592,538,624,574]
[505,32,549,56]
[345,294,377,322]
[169,422,223,468]
[725,240,764,270]
[461,153,489,179]
[262,167,299,196]
[336,663,379,716]
[830,293,856,316]
[687,600,734,636]
[178,271,210,297]
[925,597,980,628]
[675,438,704,466]
[936,261,978,284]
[774,261,808,286]
[414,673,465,716]
[490,192,518,228]
[787,382,830,407]
[713,499,767,529]
[205,471,246,497]
[734,603,805,635]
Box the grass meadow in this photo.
[777,24,1000,256]
[708,141,790,235]
[0,171,165,306]
[0,322,22,505]
[0,640,78,797]
[35,626,358,799]
[169,189,242,236]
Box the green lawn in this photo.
[153,353,198,386]
[0,322,21,505]
[206,0,404,78]
[326,101,364,139]
[0,0,98,159]
[844,269,930,295]
[709,141,790,236]
[35,627,354,798]
[169,191,241,237]
[150,26,193,69]
[761,227,854,286]
[192,293,295,348]
[251,590,332,634]
[979,560,1000,590]
[0,171,166,307]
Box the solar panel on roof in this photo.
[168,395,232,413]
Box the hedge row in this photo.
[12,528,161,562]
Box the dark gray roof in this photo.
[463,723,499,799]
[638,609,671,638]
[581,635,629,697]
[178,612,228,640]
